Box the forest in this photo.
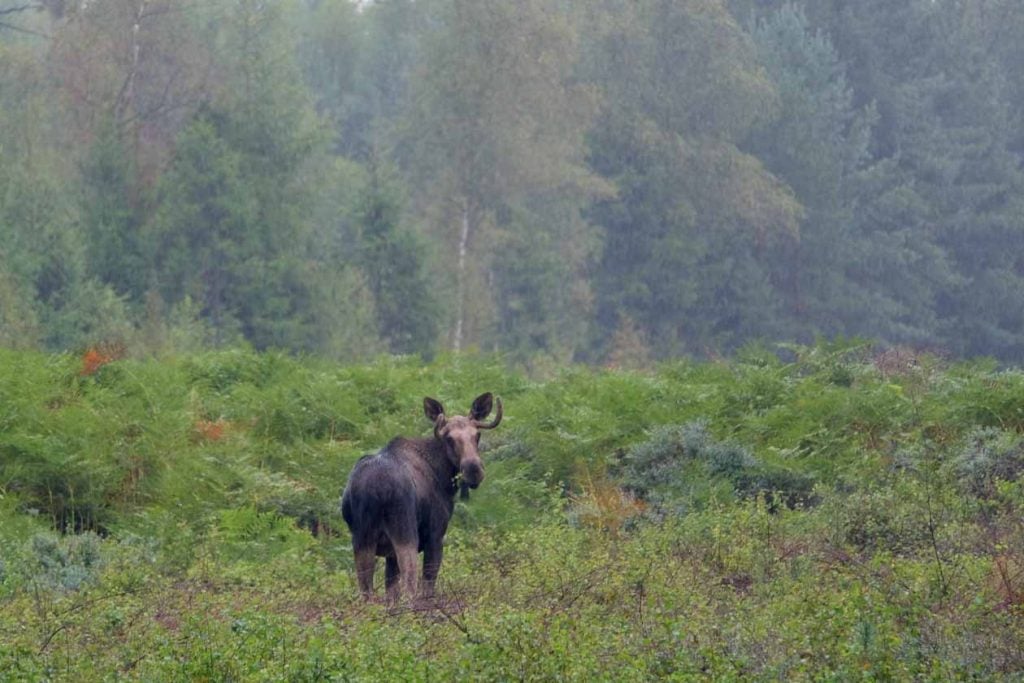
[2,0,1024,364]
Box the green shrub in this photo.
[945,369,1024,432]
[617,421,812,515]
[27,531,104,591]
[823,483,937,554]
[182,348,288,392]
[212,506,317,568]
[953,428,1024,498]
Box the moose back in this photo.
[340,392,502,601]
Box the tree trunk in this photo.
[115,0,149,126]
[453,199,471,352]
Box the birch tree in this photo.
[405,0,608,354]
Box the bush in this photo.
[28,532,104,591]
[822,482,940,555]
[952,428,1024,499]
[617,421,812,514]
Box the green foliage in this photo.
[27,532,104,591]
[404,0,607,354]
[213,506,316,566]
[620,422,748,508]
[943,368,1024,433]
[0,269,40,349]
[79,118,146,300]
[146,108,255,345]
[952,428,1024,499]
[823,482,935,555]
[617,421,813,515]
[353,160,439,355]
[1,349,1024,678]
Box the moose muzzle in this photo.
[460,457,484,489]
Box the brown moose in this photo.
[340,393,503,601]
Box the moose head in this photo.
[423,392,502,493]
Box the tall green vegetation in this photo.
[2,346,1024,678]
[2,0,1024,362]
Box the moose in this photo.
[341,392,503,601]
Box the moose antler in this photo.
[473,397,502,429]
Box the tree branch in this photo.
[0,4,43,16]
[0,18,48,36]
[0,2,48,37]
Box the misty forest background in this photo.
[3,0,1024,365]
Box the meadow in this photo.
[1,343,1023,680]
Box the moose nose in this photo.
[461,459,484,489]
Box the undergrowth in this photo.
[1,343,1023,679]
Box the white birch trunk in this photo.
[115,0,148,124]
[453,200,471,353]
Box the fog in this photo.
[1,0,1022,363]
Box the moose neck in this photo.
[416,437,461,498]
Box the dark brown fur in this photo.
[340,393,502,601]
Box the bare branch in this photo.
[113,0,149,124]
[0,4,43,16]
[139,2,205,21]
[0,2,48,37]
[0,18,47,37]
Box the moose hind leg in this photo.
[354,546,377,600]
[394,543,419,602]
[385,555,400,604]
[383,506,419,602]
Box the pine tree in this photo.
[354,160,439,356]
[748,4,877,340]
[146,108,253,345]
[805,0,1024,358]
[584,0,801,357]
[0,41,133,351]
[79,118,146,300]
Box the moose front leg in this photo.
[422,543,444,599]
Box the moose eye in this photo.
[444,436,455,447]
[474,433,480,444]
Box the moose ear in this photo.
[469,392,493,421]
[423,397,445,423]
